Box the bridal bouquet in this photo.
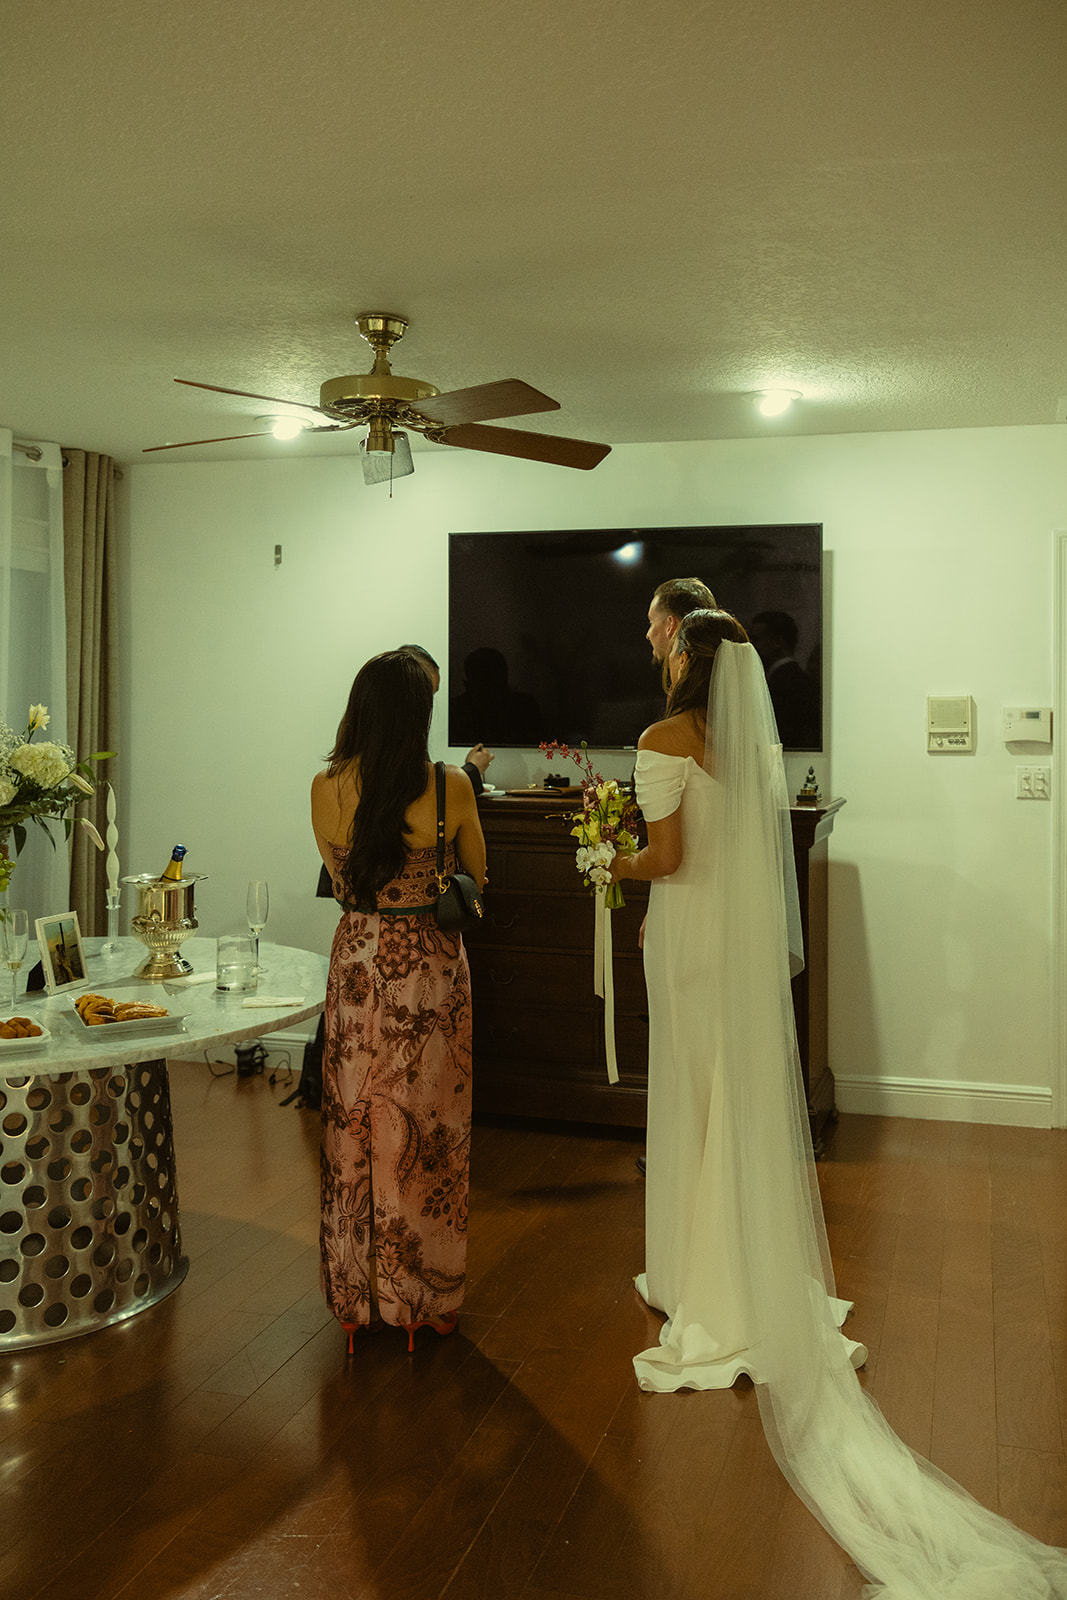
[539,740,639,909]
[0,704,112,882]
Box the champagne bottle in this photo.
[159,845,187,882]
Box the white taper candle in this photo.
[106,784,120,892]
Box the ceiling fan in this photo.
[144,311,611,482]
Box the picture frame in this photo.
[35,911,89,995]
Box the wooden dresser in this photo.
[467,793,844,1148]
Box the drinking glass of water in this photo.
[216,935,258,993]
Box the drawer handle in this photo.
[490,914,518,929]
[489,969,517,986]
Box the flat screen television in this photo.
[448,524,823,752]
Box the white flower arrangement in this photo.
[0,705,114,888]
[9,740,74,789]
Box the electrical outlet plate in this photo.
[1016,765,1051,799]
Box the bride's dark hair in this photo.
[666,609,749,722]
[327,651,434,909]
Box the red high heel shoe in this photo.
[399,1311,458,1354]
[341,1322,368,1356]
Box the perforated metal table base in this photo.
[0,1060,188,1349]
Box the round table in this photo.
[0,936,327,1351]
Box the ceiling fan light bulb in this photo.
[257,414,307,440]
[754,389,801,418]
[364,418,394,454]
[361,429,414,485]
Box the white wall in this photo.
[121,425,1067,1121]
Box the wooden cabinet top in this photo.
[478,790,845,845]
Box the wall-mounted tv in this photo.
[448,524,823,752]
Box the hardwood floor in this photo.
[2,1066,1066,1599]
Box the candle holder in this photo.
[101,888,123,957]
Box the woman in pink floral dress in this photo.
[311,652,486,1353]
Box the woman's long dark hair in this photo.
[326,651,434,909]
[666,609,749,721]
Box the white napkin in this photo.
[166,972,217,986]
[241,995,305,1008]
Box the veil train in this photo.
[696,642,1067,1599]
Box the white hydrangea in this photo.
[9,740,72,789]
[0,773,16,807]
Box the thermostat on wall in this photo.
[1003,707,1052,743]
[927,695,975,752]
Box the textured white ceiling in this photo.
[2,0,1065,464]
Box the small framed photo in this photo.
[35,912,89,995]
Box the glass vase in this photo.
[101,888,122,957]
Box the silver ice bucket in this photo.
[123,873,208,980]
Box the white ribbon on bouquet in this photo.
[592,888,619,1084]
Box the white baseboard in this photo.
[198,1027,316,1066]
[834,1073,1052,1129]
[258,1027,316,1050]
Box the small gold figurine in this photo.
[796,766,822,806]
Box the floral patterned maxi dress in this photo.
[320,843,472,1328]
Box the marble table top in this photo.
[1,937,328,1074]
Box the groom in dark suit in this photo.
[645,577,718,678]
[635,579,716,1172]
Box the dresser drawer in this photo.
[499,845,586,893]
[467,948,595,1010]
[473,892,592,950]
[473,1002,596,1064]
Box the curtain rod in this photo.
[13,441,123,480]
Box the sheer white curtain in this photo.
[0,427,70,923]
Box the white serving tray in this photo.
[0,1020,52,1053]
[67,985,189,1037]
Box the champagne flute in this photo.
[0,909,30,1013]
[246,880,269,975]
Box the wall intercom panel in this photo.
[927,695,975,752]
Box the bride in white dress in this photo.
[611,610,1067,1599]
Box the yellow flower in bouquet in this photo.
[540,740,639,909]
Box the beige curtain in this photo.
[63,451,119,935]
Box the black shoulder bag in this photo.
[434,761,485,933]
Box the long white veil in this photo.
[707,641,1067,1599]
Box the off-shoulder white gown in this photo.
[632,748,859,1392]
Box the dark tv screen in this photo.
[448,524,823,751]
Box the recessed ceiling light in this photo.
[752,389,802,418]
[257,414,309,440]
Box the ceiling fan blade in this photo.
[438,423,611,471]
[142,431,273,452]
[173,377,320,412]
[413,379,560,427]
